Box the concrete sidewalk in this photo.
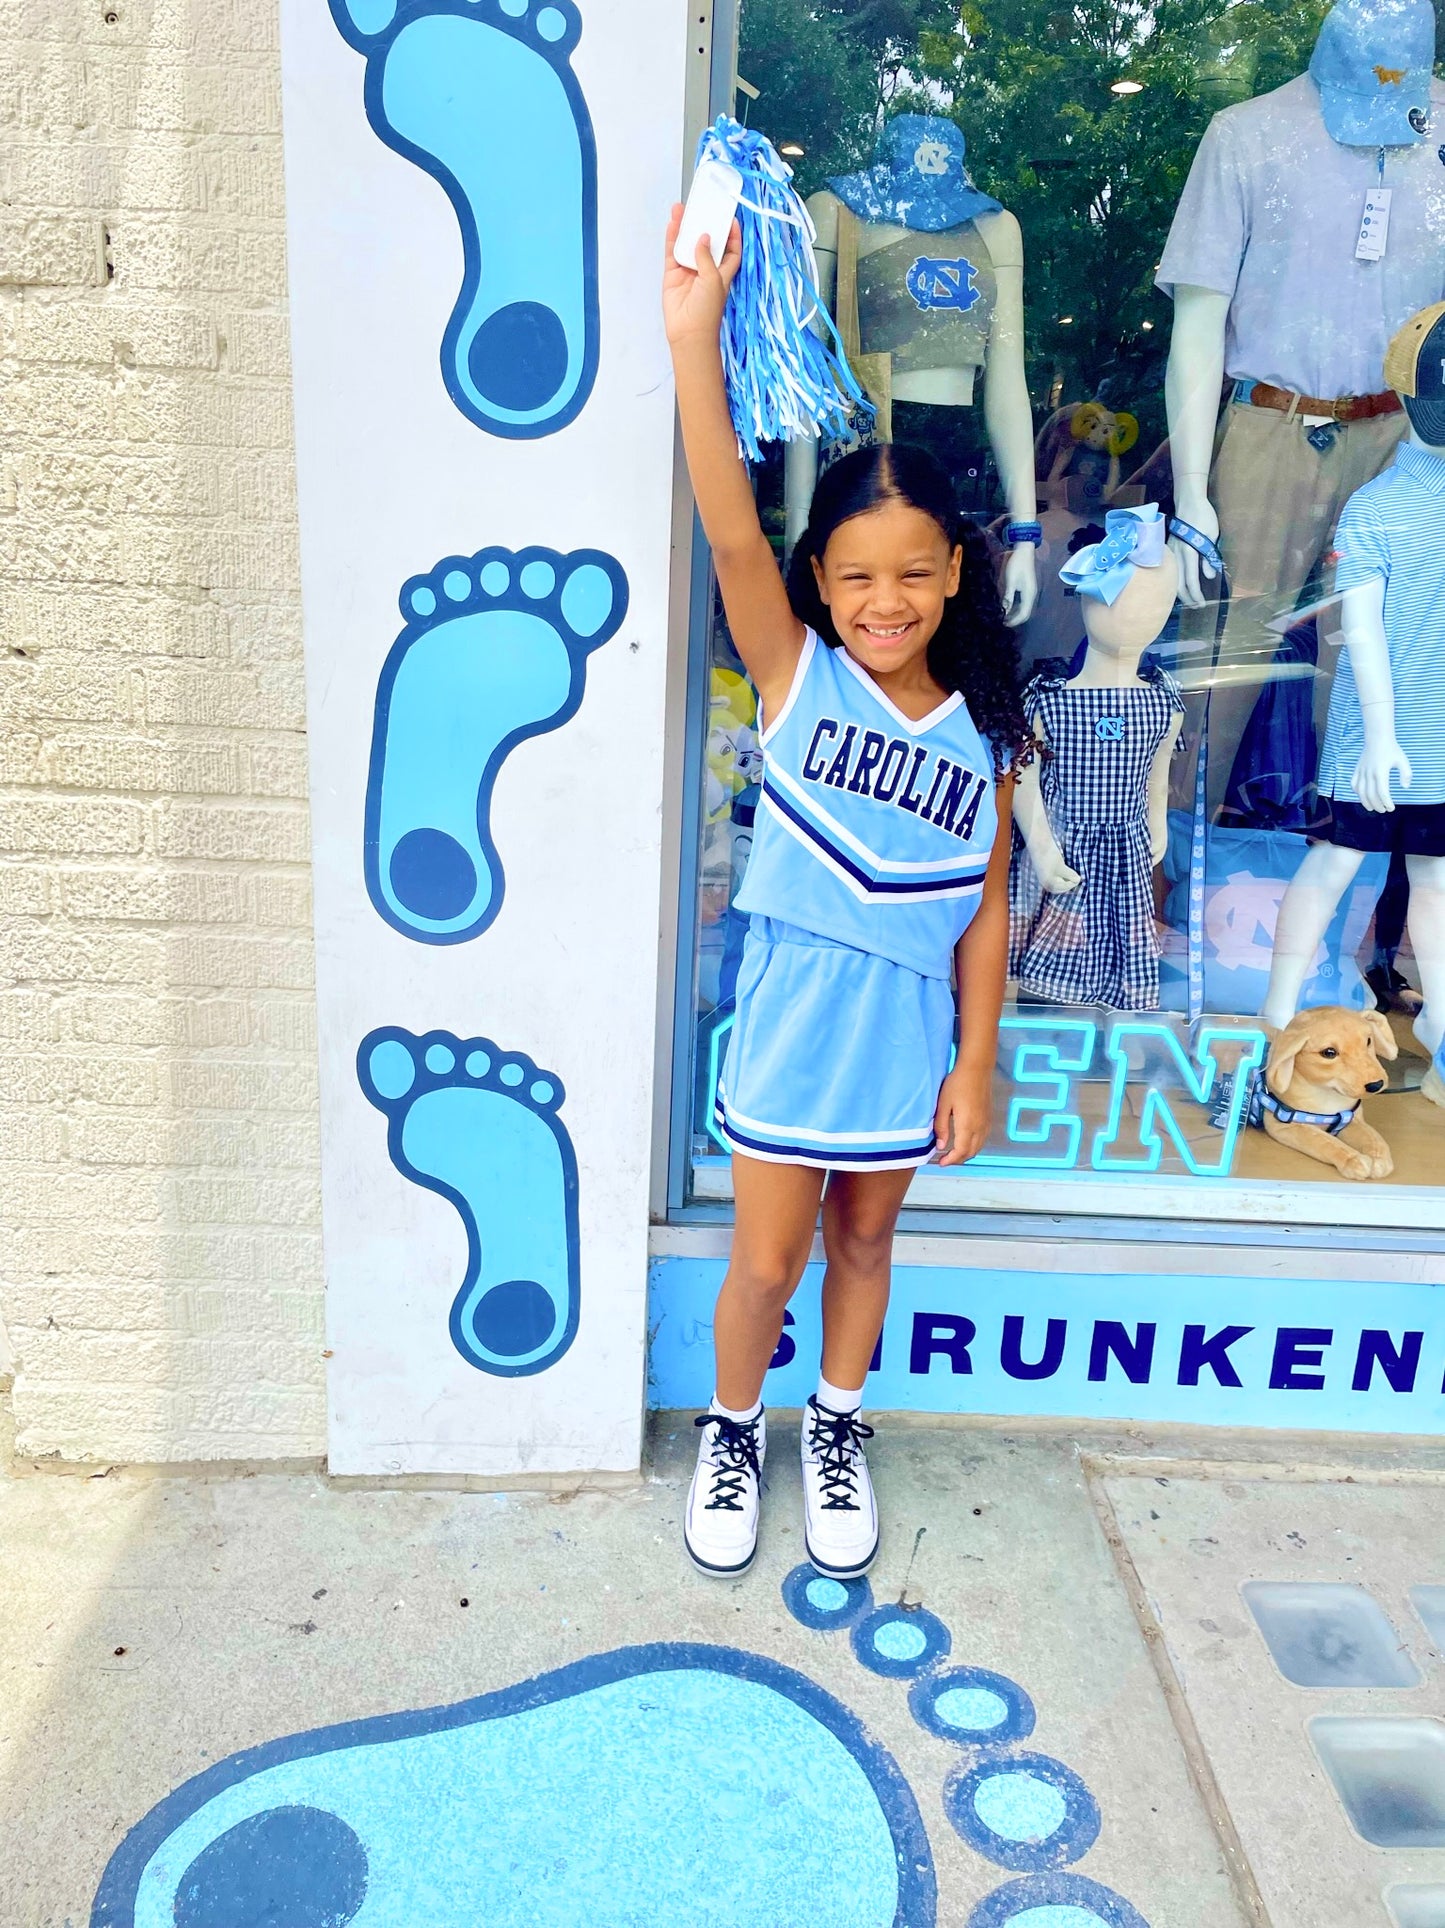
[3,1402,1444,1928]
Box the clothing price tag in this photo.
[1356,188,1392,261]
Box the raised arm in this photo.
[663,206,805,721]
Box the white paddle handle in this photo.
[675,158,743,268]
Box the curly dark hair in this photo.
[784,443,1033,777]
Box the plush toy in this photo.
[704,668,761,825]
[1249,1006,1397,1180]
[687,116,874,462]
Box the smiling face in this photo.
[811,499,962,682]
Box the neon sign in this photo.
[702,1012,1269,1178]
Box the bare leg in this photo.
[818,1167,916,1391]
[1261,842,1366,1029]
[1406,854,1445,1059]
[711,1153,825,1411]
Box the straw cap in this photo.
[1384,302,1445,443]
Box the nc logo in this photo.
[1094,715,1125,743]
[913,138,952,177]
[906,256,980,314]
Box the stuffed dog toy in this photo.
[1253,1006,1397,1180]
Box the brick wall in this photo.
[0,0,326,1460]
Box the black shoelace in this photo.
[807,1405,874,1511]
[695,1412,762,1512]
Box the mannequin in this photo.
[1261,303,1445,1105]
[1161,0,1443,609]
[1010,506,1185,1009]
[1157,0,1445,821]
[783,115,1039,627]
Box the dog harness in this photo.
[1209,1067,1359,1136]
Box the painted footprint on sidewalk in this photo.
[331,0,598,437]
[358,1027,579,1375]
[365,545,626,944]
[90,1644,936,1928]
[781,1568,1150,1927]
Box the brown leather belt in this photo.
[1243,380,1402,422]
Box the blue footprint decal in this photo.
[90,1644,936,1928]
[365,545,626,943]
[782,1569,1149,1927]
[330,0,599,437]
[358,1027,580,1376]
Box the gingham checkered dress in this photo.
[1009,664,1185,1009]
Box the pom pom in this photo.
[693,116,874,464]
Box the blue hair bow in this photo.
[1059,504,1168,604]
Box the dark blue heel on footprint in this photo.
[358,1028,580,1376]
[781,1565,1151,1927]
[363,546,626,944]
[91,1646,935,1928]
[330,0,599,437]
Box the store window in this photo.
[675,0,1445,1229]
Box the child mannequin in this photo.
[1261,303,1445,1102]
[1011,507,1184,1009]
[663,211,1028,1580]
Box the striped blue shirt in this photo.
[735,630,998,978]
[1319,440,1445,808]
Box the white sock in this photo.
[815,1376,863,1416]
[710,1393,762,1425]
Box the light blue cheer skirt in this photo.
[716,916,954,1171]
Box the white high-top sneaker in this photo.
[683,1409,767,1577]
[800,1396,878,1578]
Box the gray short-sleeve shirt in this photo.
[1156,74,1445,398]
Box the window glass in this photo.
[680,0,1445,1223]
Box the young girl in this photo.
[663,210,1030,1581]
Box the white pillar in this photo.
[279,0,686,1474]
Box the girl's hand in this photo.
[934,1065,992,1167]
[662,203,742,350]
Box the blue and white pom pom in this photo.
[694,116,874,464]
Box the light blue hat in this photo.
[827,116,1002,234]
[1309,0,1435,146]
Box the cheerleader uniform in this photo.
[716,629,999,1171]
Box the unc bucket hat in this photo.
[827,115,1002,232]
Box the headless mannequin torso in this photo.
[784,191,1040,626]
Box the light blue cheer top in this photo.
[735,630,999,979]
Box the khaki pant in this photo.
[1175,402,1406,815]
